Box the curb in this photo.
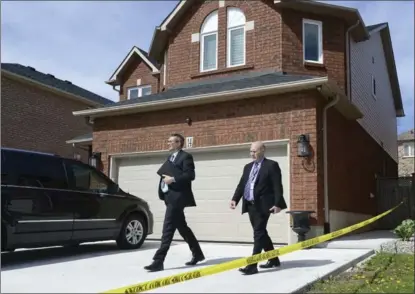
[290,249,375,293]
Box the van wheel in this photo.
[116,214,147,250]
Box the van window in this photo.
[1,150,68,189]
[65,161,109,193]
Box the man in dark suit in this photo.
[144,133,205,272]
[230,141,287,275]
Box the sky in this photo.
[1,1,414,133]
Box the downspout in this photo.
[112,85,120,93]
[323,94,340,234]
[345,20,360,102]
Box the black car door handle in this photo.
[98,193,106,198]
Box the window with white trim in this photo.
[200,10,218,72]
[371,75,377,98]
[127,85,152,99]
[302,19,323,63]
[403,142,414,157]
[227,7,246,67]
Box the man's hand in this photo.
[230,200,237,209]
[162,175,174,185]
[269,206,281,214]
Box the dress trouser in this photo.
[153,203,203,262]
[247,201,278,267]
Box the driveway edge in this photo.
[290,249,375,293]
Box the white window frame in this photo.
[127,85,151,99]
[403,142,414,157]
[227,8,246,68]
[200,11,218,73]
[371,75,377,99]
[302,18,323,64]
[200,32,218,72]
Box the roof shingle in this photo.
[98,70,321,109]
[1,63,114,106]
[398,129,415,142]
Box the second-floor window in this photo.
[403,142,414,157]
[227,7,246,67]
[128,85,152,99]
[303,19,323,63]
[200,10,218,72]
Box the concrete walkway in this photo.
[1,241,373,293]
[315,230,397,250]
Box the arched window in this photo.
[200,10,218,72]
[227,7,246,67]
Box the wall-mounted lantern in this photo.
[297,134,311,157]
[185,116,192,126]
[286,210,315,244]
[89,152,102,169]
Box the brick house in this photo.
[73,0,404,245]
[397,129,414,177]
[1,63,114,161]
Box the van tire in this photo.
[116,214,147,250]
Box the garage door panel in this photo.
[116,144,290,244]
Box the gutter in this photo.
[322,94,340,234]
[73,77,329,117]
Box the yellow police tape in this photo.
[103,202,403,293]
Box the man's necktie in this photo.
[244,162,259,201]
[170,154,175,162]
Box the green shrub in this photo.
[393,219,415,241]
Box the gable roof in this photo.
[73,70,363,121]
[106,46,161,86]
[398,129,414,142]
[148,1,404,118]
[148,0,370,61]
[366,22,404,117]
[1,63,114,106]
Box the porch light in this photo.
[297,134,311,157]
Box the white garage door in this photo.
[114,144,290,244]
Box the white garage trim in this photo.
[109,139,292,244]
[109,139,289,158]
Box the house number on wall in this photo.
[186,137,194,148]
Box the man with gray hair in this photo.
[230,141,287,275]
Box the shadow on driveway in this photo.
[167,256,245,270]
[259,259,334,274]
[167,257,333,272]
[1,241,170,271]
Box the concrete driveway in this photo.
[1,240,373,293]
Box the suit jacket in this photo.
[157,150,197,208]
[232,158,287,214]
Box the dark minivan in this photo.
[1,147,154,252]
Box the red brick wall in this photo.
[166,0,283,87]
[117,1,349,95]
[281,9,347,93]
[119,56,160,101]
[1,76,92,160]
[327,107,398,216]
[93,90,324,225]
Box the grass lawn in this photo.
[307,252,414,293]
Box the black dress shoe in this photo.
[144,261,164,272]
[238,266,258,275]
[185,255,205,266]
[259,258,281,269]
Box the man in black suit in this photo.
[230,141,287,275]
[144,133,205,272]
